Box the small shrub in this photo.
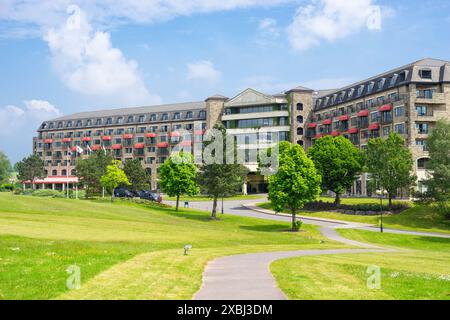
[435,201,450,220]
[32,189,65,198]
[293,219,303,231]
[0,183,14,192]
[412,190,435,205]
[13,188,23,195]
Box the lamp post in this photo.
[376,189,387,233]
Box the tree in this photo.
[424,119,450,215]
[100,161,130,202]
[16,154,45,187]
[159,152,200,211]
[198,123,248,219]
[123,158,150,192]
[308,136,364,206]
[365,133,415,208]
[268,142,322,232]
[75,150,113,198]
[0,151,12,183]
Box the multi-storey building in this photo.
[33,58,450,196]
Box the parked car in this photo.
[113,187,134,198]
[137,190,162,202]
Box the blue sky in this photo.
[0,0,450,163]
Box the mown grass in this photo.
[0,193,343,300]
[271,230,450,300]
[258,198,450,234]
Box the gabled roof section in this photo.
[285,85,314,93]
[224,88,285,107]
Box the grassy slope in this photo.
[0,193,343,300]
[258,197,450,234]
[271,230,450,300]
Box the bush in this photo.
[303,200,409,213]
[293,219,303,231]
[13,188,23,195]
[0,183,14,192]
[32,189,66,198]
[412,190,435,205]
[435,201,450,220]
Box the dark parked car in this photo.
[113,187,134,198]
[137,190,162,202]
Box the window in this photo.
[76,120,82,127]
[419,69,432,79]
[57,122,63,128]
[173,112,181,120]
[383,126,390,136]
[416,122,429,134]
[186,111,193,119]
[86,119,92,126]
[297,115,303,124]
[388,92,398,102]
[348,89,354,98]
[96,118,102,125]
[370,112,379,122]
[394,123,406,134]
[389,74,398,86]
[67,121,72,128]
[377,96,385,106]
[138,127,146,133]
[150,114,157,121]
[161,113,168,121]
[417,158,429,169]
[106,118,112,125]
[117,117,123,124]
[376,78,385,90]
[127,116,134,123]
[296,103,303,111]
[416,105,428,116]
[366,99,374,108]
[399,71,407,82]
[357,85,364,96]
[138,115,145,123]
[367,82,374,92]
[199,111,206,118]
[394,106,405,117]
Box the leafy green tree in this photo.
[268,142,322,231]
[0,151,12,183]
[123,158,150,192]
[100,161,130,202]
[365,133,414,208]
[424,119,450,215]
[16,154,45,187]
[75,150,113,198]
[198,123,249,219]
[308,136,364,206]
[159,152,200,211]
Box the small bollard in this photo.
[184,201,189,208]
[184,244,192,255]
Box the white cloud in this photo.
[287,0,386,52]
[187,60,221,83]
[0,0,293,37]
[0,100,61,136]
[44,5,160,106]
[255,17,281,46]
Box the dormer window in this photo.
[348,89,354,98]
[138,115,145,123]
[357,85,364,96]
[76,120,82,127]
[389,74,398,86]
[127,116,134,123]
[106,118,112,125]
[150,114,157,121]
[173,112,181,120]
[419,69,432,79]
[96,118,102,125]
[57,122,63,129]
[117,117,123,124]
[367,82,374,92]
[161,113,168,121]
[186,111,193,119]
[399,71,407,82]
[86,119,92,126]
[377,78,385,90]
[66,121,72,128]
[41,123,47,129]
[199,111,206,118]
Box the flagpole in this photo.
[75,147,78,199]
[66,146,69,199]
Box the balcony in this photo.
[416,110,434,117]
[416,92,445,104]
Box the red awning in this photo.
[134,143,145,149]
[379,104,393,112]
[339,115,349,121]
[102,136,112,141]
[62,138,72,143]
[331,131,340,136]
[169,131,180,137]
[348,127,359,134]
[157,142,169,148]
[195,130,205,135]
[71,146,77,152]
[322,119,332,125]
[122,134,133,139]
[81,137,91,142]
[91,145,101,151]
[357,110,369,117]
[368,123,380,131]
[308,123,317,128]
[146,133,157,138]
[44,139,53,143]
[314,134,323,139]
[180,140,192,147]
[112,144,122,150]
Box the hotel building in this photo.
[33,58,450,195]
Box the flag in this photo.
[76,146,84,154]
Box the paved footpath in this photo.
[164,198,449,300]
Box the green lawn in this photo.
[163,194,265,202]
[0,193,343,300]
[271,229,450,300]
[258,199,450,235]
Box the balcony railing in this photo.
[416,110,434,117]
